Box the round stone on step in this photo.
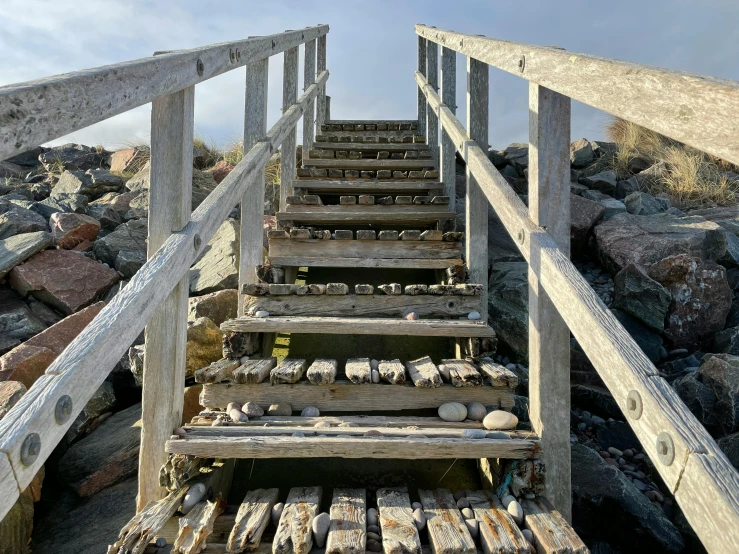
[227,402,242,412]
[370,359,379,370]
[412,502,422,510]
[292,431,305,437]
[155,537,167,547]
[522,528,534,544]
[371,369,380,383]
[367,524,381,534]
[312,512,330,548]
[254,310,269,318]
[465,518,479,538]
[438,402,467,422]
[507,499,524,526]
[456,497,469,509]
[501,495,516,508]
[242,402,264,417]
[404,311,419,321]
[240,355,250,364]
[483,410,518,430]
[364,429,383,436]
[272,502,284,527]
[438,364,450,381]
[181,483,207,514]
[413,508,426,530]
[301,406,320,417]
[229,408,248,423]
[367,540,382,552]
[461,507,474,519]
[466,402,487,422]
[462,429,485,439]
[367,531,381,541]
[367,507,379,526]
[267,403,292,416]
[468,311,481,320]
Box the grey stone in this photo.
[688,206,739,236]
[614,176,640,200]
[673,372,718,430]
[62,381,117,447]
[189,219,239,294]
[0,206,48,239]
[570,193,605,253]
[188,289,238,327]
[570,139,595,168]
[503,143,529,170]
[634,161,667,188]
[86,204,122,230]
[52,170,122,200]
[93,218,147,267]
[714,326,739,356]
[624,192,670,216]
[39,144,108,172]
[718,431,739,470]
[581,190,626,219]
[571,385,622,420]
[114,249,145,278]
[488,261,529,363]
[0,289,46,354]
[0,231,53,279]
[612,263,671,331]
[611,309,662,363]
[35,193,88,216]
[580,169,617,194]
[699,354,739,434]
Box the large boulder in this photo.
[688,206,739,235]
[38,144,107,172]
[125,161,218,209]
[0,231,53,279]
[49,212,101,249]
[91,190,141,216]
[189,219,240,294]
[699,354,739,434]
[612,263,671,331]
[570,193,605,253]
[109,147,149,173]
[594,212,727,274]
[62,381,116,447]
[0,289,47,354]
[624,192,670,216]
[579,169,617,195]
[718,432,739,470]
[86,204,121,231]
[612,309,663,363]
[488,261,528,362]
[570,139,595,168]
[51,170,123,200]
[9,250,119,315]
[34,193,88,217]
[634,161,667,188]
[0,206,48,239]
[571,444,684,553]
[581,190,626,219]
[673,371,718,431]
[188,289,238,326]
[648,255,732,349]
[186,317,224,377]
[503,143,528,171]
[0,381,26,419]
[92,218,147,267]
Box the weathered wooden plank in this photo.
[305,159,432,170]
[326,488,366,554]
[306,358,338,384]
[270,359,306,385]
[418,35,427,137]
[528,82,572,522]
[406,356,442,388]
[227,488,280,553]
[378,487,422,554]
[190,415,483,429]
[302,39,317,156]
[316,34,327,131]
[294,180,443,194]
[273,487,322,554]
[222,316,496,338]
[345,358,371,384]
[378,360,406,385]
[276,205,456,224]
[195,359,241,384]
[139,85,194,510]
[268,239,461,262]
[308,142,426,151]
[426,39,439,167]
[416,25,739,166]
[440,46,456,213]
[183,426,527,440]
[279,46,299,213]
[418,489,475,554]
[174,496,226,554]
[441,359,482,387]
[266,257,463,269]
[478,360,519,389]
[466,490,529,554]
[199,380,513,412]
[233,358,277,385]
[520,497,587,554]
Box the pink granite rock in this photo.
[50,212,101,249]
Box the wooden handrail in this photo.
[416,66,739,553]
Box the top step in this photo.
[321,121,418,132]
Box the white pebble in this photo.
[483,410,518,430]
[227,402,242,412]
[255,310,269,318]
[464,518,479,538]
[468,311,481,320]
[242,402,264,417]
[301,406,320,417]
[437,363,450,381]
[461,507,474,519]
[413,508,426,530]
[314,421,331,428]
[371,369,380,383]
[181,483,206,514]
[462,429,486,439]
[367,507,379,526]
[312,512,330,547]
[501,495,517,507]
[239,355,250,364]
[229,408,248,423]
[292,431,305,437]
[271,502,284,527]
[507,499,524,526]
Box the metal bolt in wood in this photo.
[626,390,643,420]
[656,432,675,466]
[20,433,40,466]
[196,59,204,76]
[55,395,73,425]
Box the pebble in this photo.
[371,369,380,383]
[465,518,479,538]
[412,501,423,510]
[599,451,610,459]
[501,495,516,508]
[367,508,379,526]
[645,490,664,503]
[456,497,469,509]
[404,311,419,321]
[461,507,474,519]
[272,502,284,527]
[591,415,605,425]
[211,417,225,426]
[255,310,269,317]
[240,355,250,364]
[267,403,292,416]
[367,540,382,552]
[155,537,167,547]
[485,431,510,439]
[301,406,320,417]
[582,411,591,419]
[623,449,634,458]
[633,453,646,461]
[370,359,379,370]
[483,410,518,430]
[314,421,331,428]
[577,422,587,431]
[242,402,264,417]
[174,427,186,436]
[605,458,619,467]
[438,364,451,381]
[338,422,357,427]
[438,402,467,422]
[453,490,466,500]
[364,429,383,436]
[465,402,487,422]
[507,499,524,526]
[462,429,486,439]
[367,524,381,534]
[291,431,305,437]
[413,508,426,530]
[229,408,248,423]
[367,531,381,541]
[312,512,330,548]
[607,447,623,457]
[468,311,481,320]
[227,402,242,412]
[181,483,207,514]
[524,493,536,500]
[522,528,534,544]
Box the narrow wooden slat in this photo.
[418,489,475,554]
[183,427,525,439]
[294,180,443,194]
[378,360,406,385]
[426,39,439,167]
[302,39,317,156]
[189,415,482,429]
[307,359,338,384]
[406,356,442,388]
[195,359,240,384]
[478,361,519,389]
[273,487,322,554]
[442,359,483,387]
[520,497,587,554]
[305,159,432,170]
[345,358,372,384]
[418,35,427,137]
[326,488,366,554]
[268,239,461,262]
[227,488,279,553]
[267,257,462,269]
[233,358,277,385]
[270,359,306,384]
[316,34,327,130]
[309,142,426,151]
[377,487,422,554]
[174,497,226,554]
[277,205,455,225]
[279,46,299,214]
[440,46,456,213]
[467,490,529,554]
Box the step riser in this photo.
[294,180,444,195]
[268,239,461,265]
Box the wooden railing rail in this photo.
[0,28,328,520]
[415,23,739,554]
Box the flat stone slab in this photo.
[0,231,53,279]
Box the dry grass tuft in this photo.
[193,135,221,169]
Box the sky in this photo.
[1,0,737,152]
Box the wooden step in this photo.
[276,205,455,225]
[305,159,434,171]
[294,179,444,195]
[312,142,428,152]
[325,119,419,127]
[222,316,495,337]
[316,133,424,144]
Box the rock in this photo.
[63,380,116,446]
[0,206,48,239]
[412,508,426,530]
[612,263,671,331]
[462,429,486,439]
[688,206,739,236]
[255,310,269,318]
[594,212,726,274]
[109,147,149,173]
[125,161,217,210]
[9,249,118,315]
[464,519,479,538]
[58,402,141,497]
[488,261,528,362]
[209,160,235,184]
[367,540,383,552]
[506,499,524,525]
[0,493,34,554]
[699,354,739,434]
[466,402,487,421]
[371,368,380,383]
[0,289,46,353]
[503,143,529,170]
[718,432,739,470]
[570,193,605,253]
[39,144,107,172]
[52,170,123,199]
[0,231,53,280]
[367,507,378,526]
[188,289,238,327]
[272,502,284,527]
[92,190,140,215]
[580,169,617,194]
[127,344,145,387]
[312,512,330,548]
[0,381,26,419]
[571,444,684,552]
[511,395,530,423]
[581,190,626,219]
[189,219,239,294]
[624,192,670,216]
[634,161,667,188]
[92,218,147,267]
[570,139,595,168]
[49,212,100,249]
[483,410,518,430]
[611,309,662,363]
[114,249,145,278]
[461,507,474,519]
[438,402,467,422]
[5,146,46,169]
[0,302,104,387]
[614,176,639,200]
[673,372,718,430]
[467,310,481,321]
[181,483,207,515]
[714,326,739,355]
[267,402,292,416]
[35,193,88,216]
[570,385,622,420]
[186,317,224,378]
[648,255,732,349]
[301,406,320,417]
[86,204,122,230]
[242,402,264,417]
[596,421,639,452]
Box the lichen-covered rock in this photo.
[612,263,671,331]
[186,317,224,377]
[673,372,718,431]
[52,170,123,200]
[624,192,670,216]
[39,144,108,172]
[189,219,239,294]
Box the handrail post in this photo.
[316,35,327,129]
[528,82,572,522]
[279,45,299,217]
[466,57,488,321]
[302,38,317,159]
[417,35,427,139]
[426,40,439,167]
[238,58,269,315]
[441,46,456,216]
[138,86,194,511]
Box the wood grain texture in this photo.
[478,361,519,389]
[302,39,317,156]
[521,497,587,554]
[182,426,527,440]
[345,358,372,384]
[199,380,513,412]
[440,46,457,214]
[294,180,443,194]
[0,26,329,162]
[270,359,306,384]
[305,159,432,170]
[227,488,279,553]
[279,46,299,212]
[221,316,496,337]
[268,239,461,262]
[466,490,529,554]
[307,358,338,384]
[233,358,277,385]
[377,487,421,554]
[139,86,194,510]
[273,487,322,554]
[417,35,427,137]
[190,415,484,429]
[196,359,241,384]
[426,39,439,167]
[316,34,327,131]
[419,489,475,554]
[266,257,462,269]
[326,488,366,554]
[378,360,406,384]
[276,205,455,225]
[442,359,482,387]
[406,356,442,388]
[174,496,226,554]
[0,453,19,523]
[309,142,426,151]
[415,25,739,166]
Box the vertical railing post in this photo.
[238,58,269,315]
[316,34,327,130]
[302,39,317,161]
[138,87,194,510]
[441,46,456,215]
[279,45,299,216]
[528,82,572,522]
[426,40,439,167]
[417,35,427,139]
[466,58,488,321]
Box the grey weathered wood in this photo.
[378,360,406,384]
[191,414,485,429]
[415,25,739,166]
[306,358,338,384]
[200,380,513,412]
[417,36,427,138]
[227,488,280,553]
[426,40,439,167]
[465,57,488,322]
[138,86,194,511]
[316,34,328,131]
[279,46,299,215]
[405,356,442,388]
[184,426,524,439]
[440,46,457,214]
[277,205,456,225]
[268,237,461,259]
[174,496,226,554]
[345,358,372,384]
[0,26,329,162]
[273,487,322,554]
[466,490,529,554]
[295,180,443,195]
[304,159,431,170]
[239,57,269,315]
[378,487,422,554]
[302,39,317,157]
[326,488,366,554]
[441,359,482,387]
[233,358,277,385]
[418,489,475,554]
[528,82,572,523]
[478,360,519,389]
[195,358,240,384]
[266,257,461,270]
[270,359,306,384]
[520,497,587,554]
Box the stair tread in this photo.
[277,205,455,224]
[294,179,443,193]
[305,159,434,169]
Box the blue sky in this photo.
[1,0,737,151]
